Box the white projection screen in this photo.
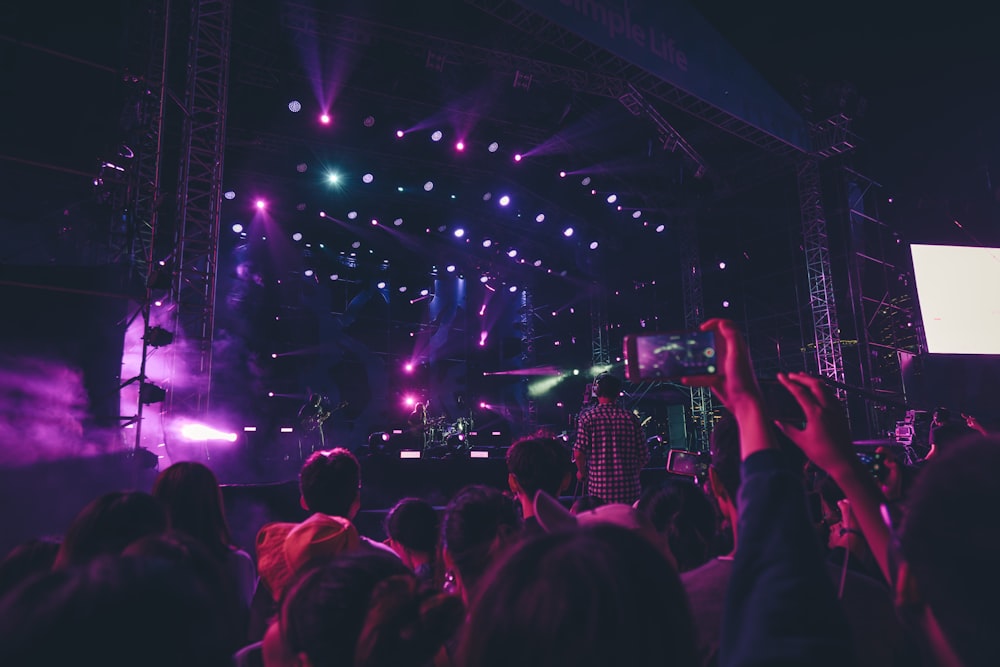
[910,244,1000,354]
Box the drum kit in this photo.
[422,415,474,450]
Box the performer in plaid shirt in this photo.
[574,374,648,504]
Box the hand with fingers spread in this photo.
[774,372,855,475]
[963,413,988,435]
[681,318,762,413]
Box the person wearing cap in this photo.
[574,373,648,505]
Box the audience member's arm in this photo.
[963,413,988,435]
[776,372,892,583]
[574,418,589,481]
[689,320,853,667]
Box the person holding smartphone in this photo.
[574,373,648,505]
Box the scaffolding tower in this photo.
[168,0,233,416]
[679,214,713,451]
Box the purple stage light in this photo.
[404,362,414,373]
[559,171,566,178]
[396,129,405,138]
[607,194,617,204]
[589,241,599,250]
[453,228,465,238]
[371,219,378,226]
[723,300,731,308]
[508,285,517,293]
[479,331,488,346]
[446,264,456,273]
[563,227,574,237]
[482,239,492,248]
[535,213,545,223]
[431,130,443,142]
[404,395,416,407]
[288,100,302,113]
[513,153,522,162]
[719,261,727,270]
[479,304,486,317]
[498,195,510,207]
[231,223,243,233]
[455,140,465,151]
[292,232,302,241]
[319,211,326,218]
[271,353,278,359]
[180,423,238,443]
[507,249,517,258]
[153,300,163,307]
[488,142,499,153]
[255,199,266,210]
[377,281,386,289]
[319,113,331,125]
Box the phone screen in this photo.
[625,331,717,381]
[666,449,709,479]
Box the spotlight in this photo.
[513,153,522,162]
[633,210,642,219]
[326,172,340,185]
[398,286,407,292]
[424,181,434,191]
[351,241,360,248]
[420,289,429,296]
[507,249,517,258]
[480,275,489,283]
[255,199,266,210]
[404,363,414,373]
[271,353,278,359]
[431,130,443,142]
[231,223,243,233]
[479,304,486,316]
[533,259,542,267]
[154,300,163,307]
[144,326,174,348]
[498,195,510,207]
[393,218,403,226]
[180,423,237,443]
[482,239,492,248]
[362,173,374,184]
[559,171,566,178]
[371,219,378,226]
[377,281,386,289]
[319,113,331,125]
[403,395,416,407]
[396,129,405,138]
[535,213,545,223]
[330,273,339,280]
[224,190,236,200]
[479,331,488,346]
[347,211,358,219]
[508,285,517,293]
[455,140,465,151]
[453,228,465,238]
[296,163,308,173]
[607,194,618,204]
[482,192,492,201]
[304,269,314,277]
[656,224,665,233]
[719,261,727,270]
[288,100,302,113]
[563,227,574,237]
[446,264,456,273]
[363,115,375,127]
[292,232,302,241]
[488,141,499,153]
[139,382,167,405]
[589,241,599,250]
[268,391,275,397]
[319,211,326,218]
[723,300,731,308]
[581,176,591,186]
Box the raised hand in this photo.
[681,318,762,412]
[774,372,855,476]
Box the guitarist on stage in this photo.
[297,393,333,456]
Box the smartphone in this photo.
[624,331,718,382]
[667,449,709,480]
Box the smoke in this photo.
[0,355,117,467]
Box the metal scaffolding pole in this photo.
[590,286,611,367]
[169,0,233,416]
[520,289,537,431]
[679,215,713,450]
[798,157,846,394]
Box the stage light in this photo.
[304,269,314,277]
[479,304,486,316]
[139,382,166,405]
[607,194,617,204]
[318,211,326,218]
[420,289,429,296]
[330,273,339,280]
[581,176,591,186]
[404,395,416,407]
[288,100,302,112]
[398,286,407,292]
[446,264,456,273]
[271,353,278,359]
[479,331,488,346]
[563,227,574,237]
[507,249,517,258]
[480,275,489,283]
[431,130,443,142]
[404,363,414,373]
[363,115,375,127]
[244,426,257,432]
[482,193,492,202]
[362,173,374,184]
[144,326,174,348]
[154,300,163,307]
[488,141,499,153]
[255,199,266,210]
[559,171,567,178]
[326,172,340,185]
[482,239,492,248]
[479,401,489,409]
[633,210,642,219]
[347,211,358,219]
[498,195,510,206]
[453,228,465,238]
[181,423,238,443]
[396,129,405,138]
[589,241,599,250]
[319,113,331,124]
[393,218,403,226]
[232,223,243,233]
[424,181,434,191]
[224,190,236,200]
[514,153,522,162]
[656,224,665,233]
[371,219,378,226]
[719,261,727,269]
[455,140,465,151]
[508,285,517,293]
[268,391,275,397]
[533,259,542,267]
[296,163,308,173]
[534,213,545,223]
[376,281,386,289]
[292,232,302,241]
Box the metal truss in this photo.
[679,214,713,450]
[619,84,709,178]
[797,156,846,393]
[169,0,233,416]
[464,0,803,156]
[590,287,611,367]
[520,289,538,430]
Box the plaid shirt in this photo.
[574,403,648,504]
